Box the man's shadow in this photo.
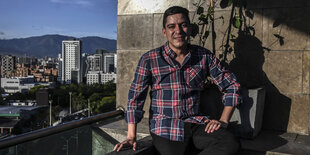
[200,34,292,151]
[229,34,291,133]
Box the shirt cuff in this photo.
[125,110,145,124]
[222,93,241,106]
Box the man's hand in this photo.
[113,138,137,152]
[204,119,223,133]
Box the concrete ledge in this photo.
[240,130,310,155]
[99,118,310,155]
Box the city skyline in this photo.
[0,0,117,40]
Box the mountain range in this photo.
[0,34,116,58]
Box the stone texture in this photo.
[118,0,188,15]
[117,0,310,136]
[117,15,153,50]
[303,51,310,94]
[240,130,310,155]
[260,0,310,8]
[99,118,150,142]
[188,0,233,11]
[262,8,310,51]
[117,50,147,85]
[264,51,303,94]
[285,94,310,135]
[190,9,263,55]
[153,14,166,48]
[116,83,131,109]
[188,0,310,10]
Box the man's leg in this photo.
[150,132,189,155]
[192,124,240,155]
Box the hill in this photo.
[0,34,116,58]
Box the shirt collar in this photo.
[164,41,193,59]
[164,41,177,59]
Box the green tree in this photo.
[91,96,116,114]
[72,92,87,111]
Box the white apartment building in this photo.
[101,73,116,83]
[61,39,82,84]
[1,76,35,93]
[86,71,116,84]
[86,71,102,85]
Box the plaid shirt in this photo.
[125,42,241,141]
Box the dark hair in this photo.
[163,6,190,28]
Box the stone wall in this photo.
[117,0,310,135]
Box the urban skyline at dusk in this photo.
[0,0,117,40]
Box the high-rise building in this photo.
[57,54,63,83]
[81,53,89,81]
[104,54,115,73]
[87,54,103,71]
[61,39,82,84]
[1,55,16,77]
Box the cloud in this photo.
[0,32,4,35]
[50,0,92,6]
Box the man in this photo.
[114,6,241,155]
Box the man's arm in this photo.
[113,124,137,152]
[204,52,241,133]
[114,53,151,152]
[204,106,233,133]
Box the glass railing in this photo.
[0,110,123,155]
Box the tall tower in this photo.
[104,54,115,73]
[1,55,16,77]
[61,39,82,84]
[87,54,103,71]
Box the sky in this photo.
[0,0,117,40]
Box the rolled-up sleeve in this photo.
[125,53,151,124]
[208,53,241,107]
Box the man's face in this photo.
[162,13,191,51]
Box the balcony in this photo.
[0,110,124,155]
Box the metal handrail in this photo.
[0,110,124,149]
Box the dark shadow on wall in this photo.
[199,33,291,152]
[246,0,310,36]
[229,34,291,132]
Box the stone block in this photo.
[116,83,131,109]
[263,91,309,135]
[153,14,167,48]
[188,0,233,11]
[261,0,310,8]
[99,118,150,142]
[262,8,309,51]
[303,51,310,94]
[230,87,266,138]
[118,0,188,15]
[286,94,310,135]
[117,15,153,50]
[117,50,147,85]
[190,9,263,54]
[264,51,303,94]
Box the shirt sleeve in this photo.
[207,53,241,107]
[125,53,151,124]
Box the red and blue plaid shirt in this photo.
[126,42,241,141]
